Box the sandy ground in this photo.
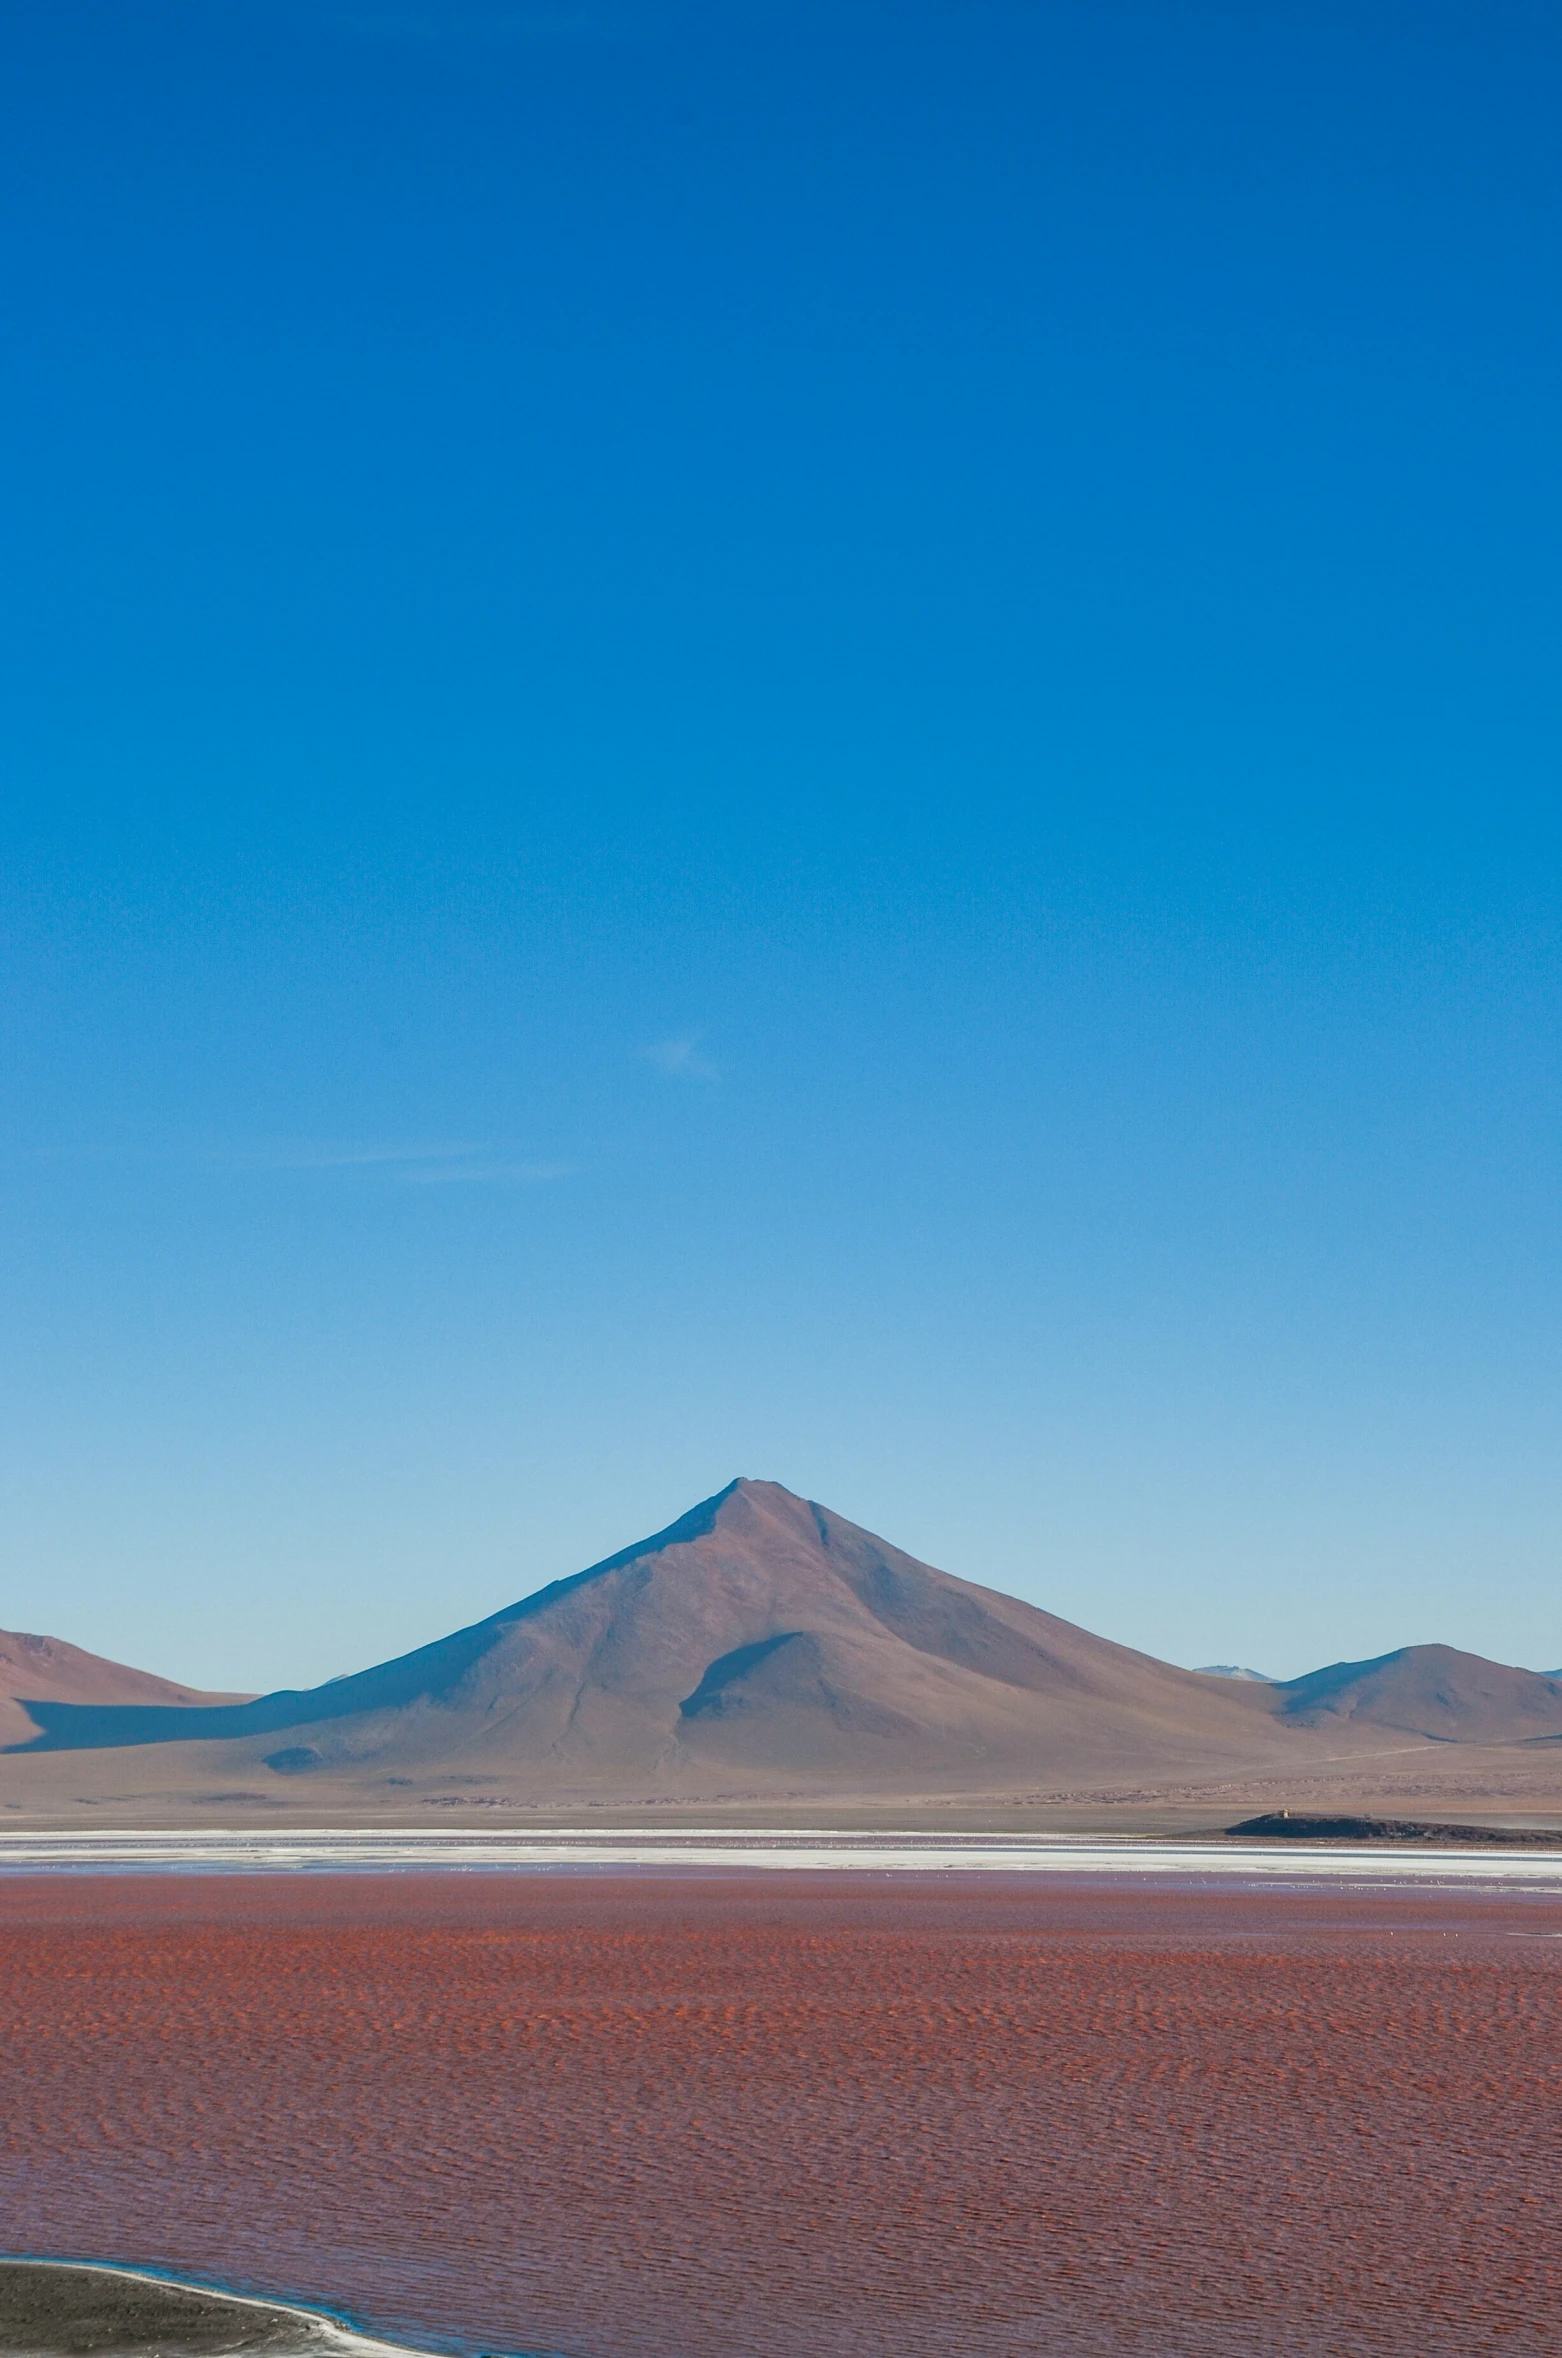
[3,1729,1561,1835]
[0,2261,424,2358]
[1,1872,1559,2357]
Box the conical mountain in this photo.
[12,1478,1294,1792]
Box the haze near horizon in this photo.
[3,0,1560,1692]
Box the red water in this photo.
[1,1873,1558,2357]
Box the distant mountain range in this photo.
[6,1479,1562,1801]
[0,1628,250,1753]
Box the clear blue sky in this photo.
[3,0,1559,1691]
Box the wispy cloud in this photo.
[642,1032,720,1082]
[401,1157,574,1185]
[217,1140,475,1172]
[9,1137,574,1185]
[206,1140,573,1186]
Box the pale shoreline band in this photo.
[0,2260,439,2358]
[3,1828,1562,1885]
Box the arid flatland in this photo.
[1,1873,1557,2357]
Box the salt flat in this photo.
[5,1824,1562,1885]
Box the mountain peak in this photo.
[12,1487,1562,1794]
[718,1476,803,1507]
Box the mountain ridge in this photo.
[6,1478,1280,1778]
[1271,1642,1562,1745]
[0,1628,253,1753]
[8,1480,1561,1792]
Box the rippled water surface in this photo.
[2,1873,1558,2356]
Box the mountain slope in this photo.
[15,1486,1558,1799]
[8,1479,1289,1790]
[1274,1644,1562,1744]
[0,1628,252,1750]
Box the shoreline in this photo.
[0,2262,439,2358]
[3,1826,1562,1885]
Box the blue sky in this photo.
[3,0,1559,1690]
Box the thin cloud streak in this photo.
[400,1158,574,1185]
[216,1140,484,1172]
[231,1141,574,1185]
[9,1138,574,1185]
[642,1033,720,1082]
